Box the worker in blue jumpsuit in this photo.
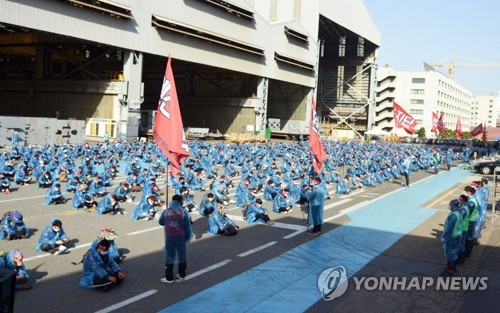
[441,199,463,277]
[158,195,192,283]
[307,177,326,235]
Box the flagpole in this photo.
[166,165,169,206]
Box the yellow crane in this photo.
[424,56,500,80]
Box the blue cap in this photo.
[10,211,23,223]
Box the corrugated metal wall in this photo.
[0,91,114,120]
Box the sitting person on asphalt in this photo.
[0,211,30,240]
[0,249,32,291]
[45,183,66,205]
[112,182,133,203]
[0,173,12,194]
[208,206,238,236]
[97,194,123,215]
[131,195,159,221]
[79,239,125,291]
[36,218,70,255]
[199,192,217,217]
[244,198,274,225]
[272,188,293,214]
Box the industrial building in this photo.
[0,0,380,145]
[374,66,473,138]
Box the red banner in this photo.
[153,57,190,176]
[310,96,327,174]
[436,112,445,135]
[393,102,417,135]
[470,123,483,137]
[482,127,487,142]
[455,117,462,139]
[431,112,438,132]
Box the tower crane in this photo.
[424,56,500,80]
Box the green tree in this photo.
[417,127,426,138]
[462,131,472,140]
[444,128,455,138]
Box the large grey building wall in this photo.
[1,0,317,87]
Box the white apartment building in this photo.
[470,93,499,128]
[374,67,472,138]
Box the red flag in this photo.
[431,112,438,132]
[455,117,462,139]
[310,96,327,174]
[153,57,189,176]
[436,112,445,135]
[470,123,483,137]
[392,101,417,135]
[482,127,487,142]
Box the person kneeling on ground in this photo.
[208,206,239,236]
[35,218,70,255]
[244,198,274,225]
[79,239,125,291]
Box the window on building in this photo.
[357,37,364,57]
[339,37,346,57]
[412,78,425,83]
[410,109,423,114]
[411,89,425,94]
[410,99,424,104]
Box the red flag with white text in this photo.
[431,112,438,132]
[310,96,327,174]
[455,117,462,139]
[393,101,417,135]
[470,123,484,137]
[436,112,445,135]
[153,57,190,176]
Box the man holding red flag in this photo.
[310,96,327,174]
[393,101,417,135]
[153,57,190,177]
[455,117,462,139]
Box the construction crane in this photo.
[424,56,500,80]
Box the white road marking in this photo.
[324,201,370,222]
[24,242,92,262]
[94,289,158,313]
[126,226,163,236]
[237,241,277,257]
[185,259,232,281]
[324,198,352,211]
[0,194,45,203]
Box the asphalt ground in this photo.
[1,158,497,313]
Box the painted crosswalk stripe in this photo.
[94,289,158,313]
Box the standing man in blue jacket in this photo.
[158,195,192,283]
[307,177,326,235]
